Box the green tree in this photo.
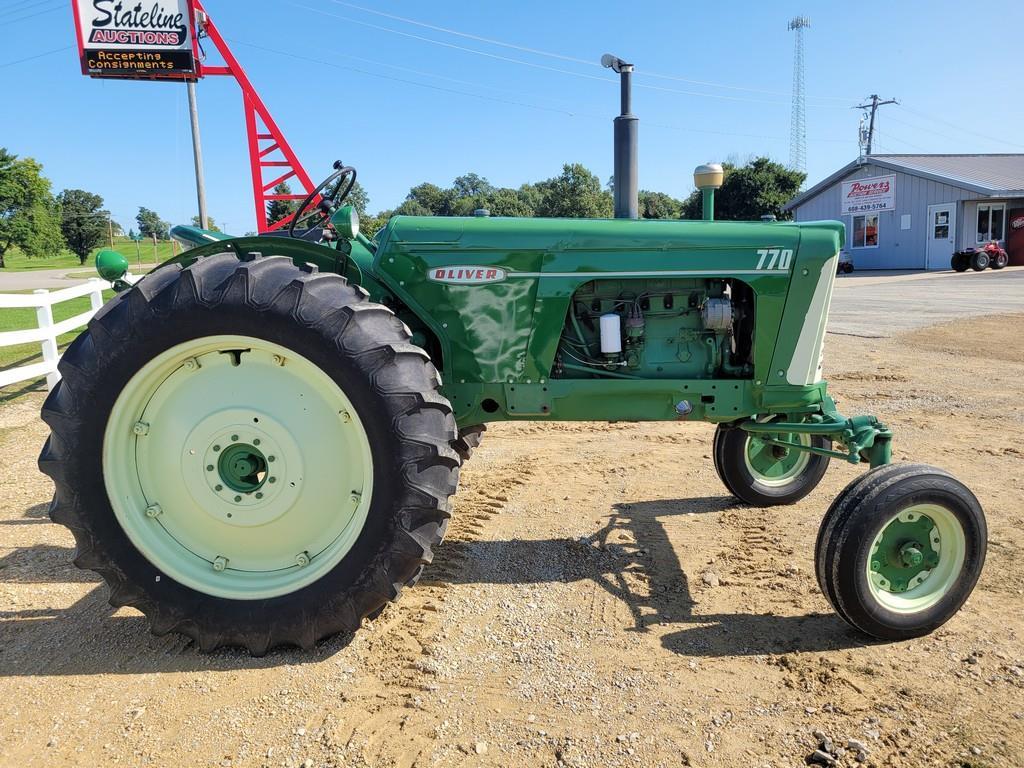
[681,157,805,221]
[346,180,369,216]
[267,181,299,225]
[0,148,64,268]
[405,182,453,216]
[452,173,493,199]
[638,190,683,220]
[136,207,169,240]
[57,189,109,264]
[190,215,221,232]
[482,187,535,217]
[536,163,613,218]
[393,200,432,217]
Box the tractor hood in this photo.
[375,214,815,256]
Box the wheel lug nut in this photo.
[268,456,275,462]
[253,438,261,446]
[212,556,228,572]
[215,484,223,491]
[145,503,162,518]
[255,492,263,499]
[206,464,214,472]
[213,445,221,452]
[268,477,276,484]
[295,552,310,568]
[231,434,238,442]
[234,495,242,502]
[133,421,150,436]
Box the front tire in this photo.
[713,423,831,507]
[39,253,460,654]
[814,463,986,640]
[991,251,1008,269]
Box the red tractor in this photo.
[951,241,1009,272]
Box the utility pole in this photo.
[788,16,810,173]
[855,94,899,156]
[187,79,210,230]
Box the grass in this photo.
[2,238,183,272]
[0,288,115,402]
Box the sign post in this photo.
[72,1,207,228]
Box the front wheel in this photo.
[991,251,1008,270]
[713,423,831,507]
[814,463,986,640]
[39,253,460,654]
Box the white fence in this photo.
[0,278,122,391]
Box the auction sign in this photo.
[841,174,896,215]
[72,0,201,80]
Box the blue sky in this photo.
[3,0,1023,233]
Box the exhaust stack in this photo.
[602,54,638,219]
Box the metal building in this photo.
[785,154,1024,269]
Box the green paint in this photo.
[866,503,966,613]
[743,431,810,485]
[95,249,129,282]
[134,212,893,466]
[216,443,268,493]
[870,511,940,593]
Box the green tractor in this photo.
[43,163,986,654]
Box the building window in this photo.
[852,214,879,248]
[977,203,1005,243]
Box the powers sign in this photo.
[841,174,896,215]
[72,0,200,80]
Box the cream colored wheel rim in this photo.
[103,335,373,600]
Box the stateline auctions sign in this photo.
[841,174,896,215]
[73,0,200,79]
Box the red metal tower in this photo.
[191,0,315,232]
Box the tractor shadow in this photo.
[0,495,868,677]
[0,503,353,677]
[423,495,872,658]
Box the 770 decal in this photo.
[755,248,793,271]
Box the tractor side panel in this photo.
[373,216,843,425]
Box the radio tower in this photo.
[788,16,810,173]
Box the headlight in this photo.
[331,204,360,239]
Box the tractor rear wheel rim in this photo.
[866,504,966,613]
[743,432,811,486]
[103,335,374,600]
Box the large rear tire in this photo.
[452,424,487,463]
[970,251,990,271]
[39,253,460,654]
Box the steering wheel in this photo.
[288,161,357,239]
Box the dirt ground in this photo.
[1,314,1022,768]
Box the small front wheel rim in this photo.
[743,432,812,487]
[103,335,374,601]
[866,504,966,614]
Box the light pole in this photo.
[693,163,724,221]
[601,53,638,219]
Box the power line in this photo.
[0,1,64,27]
[900,105,1024,150]
[0,44,72,69]
[292,2,847,109]
[329,0,854,103]
[0,0,61,18]
[227,37,849,145]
